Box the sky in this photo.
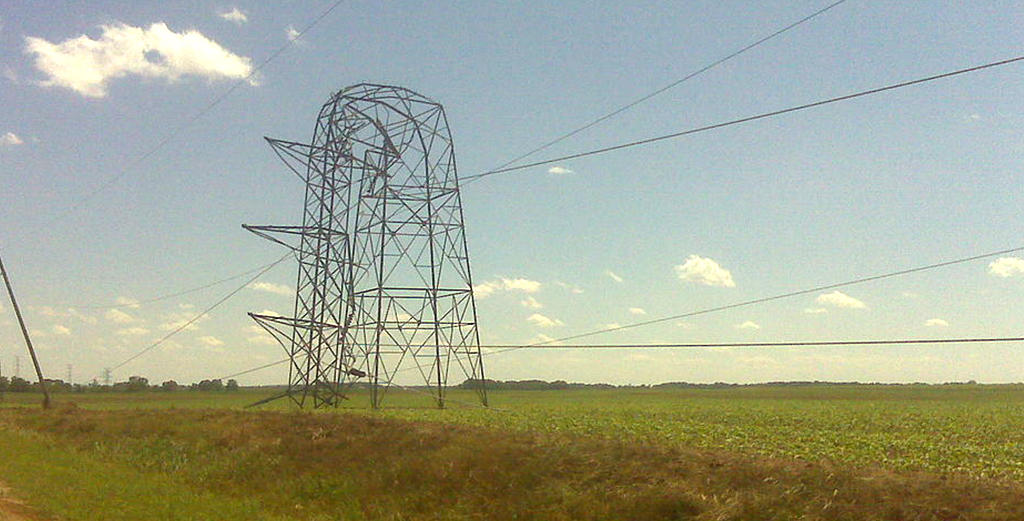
[1,0,1023,386]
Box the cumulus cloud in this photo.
[24,22,255,98]
[816,290,867,309]
[116,327,150,336]
[52,324,71,336]
[548,166,573,175]
[219,7,248,24]
[199,335,224,347]
[1,132,23,146]
[628,307,646,315]
[68,308,97,324]
[527,313,564,327]
[116,296,140,309]
[674,255,735,287]
[554,281,584,294]
[734,320,760,330]
[520,296,543,309]
[925,318,949,327]
[250,281,292,296]
[159,310,206,331]
[604,270,624,283]
[285,25,301,41]
[804,307,828,315]
[530,333,563,346]
[474,277,541,298]
[104,308,136,324]
[989,257,1024,278]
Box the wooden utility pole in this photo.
[0,253,50,409]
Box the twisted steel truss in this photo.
[246,84,487,409]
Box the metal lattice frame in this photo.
[246,84,487,409]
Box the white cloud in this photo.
[68,308,97,324]
[735,320,760,330]
[159,310,206,331]
[530,333,563,346]
[605,270,624,283]
[2,67,17,84]
[924,318,949,327]
[548,166,573,175]
[602,323,622,330]
[116,296,140,309]
[32,306,60,317]
[285,25,301,42]
[989,257,1024,278]
[199,335,224,347]
[257,309,283,317]
[816,290,867,309]
[527,313,564,327]
[554,281,584,294]
[674,255,735,287]
[219,7,248,24]
[250,281,292,296]
[52,324,71,336]
[116,327,149,336]
[804,308,828,315]
[474,277,542,298]
[520,296,543,309]
[628,307,646,315]
[1,132,23,146]
[105,308,136,324]
[24,22,255,98]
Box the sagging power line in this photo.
[464,54,1024,182]
[475,0,852,178]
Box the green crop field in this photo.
[2,385,1024,520]
[7,384,1024,478]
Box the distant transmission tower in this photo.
[247,84,487,409]
[102,367,111,386]
[14,356,20,378]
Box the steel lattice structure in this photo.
[246,84,487,409]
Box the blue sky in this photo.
[1,0,1023,386]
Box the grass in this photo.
[2,385,1024,519]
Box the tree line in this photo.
[0,375,240,393]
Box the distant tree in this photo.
[9,376,31,392]
[0,376,8,393]
[126,376,149,392]
[195,379,224,392]
[161,380,180,392]
[225,379,239,392]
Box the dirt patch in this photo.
[0,482,45,521]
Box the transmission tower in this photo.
[246,84,487,409]
[102,367,111,386]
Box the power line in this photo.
[464,54,1024,182]
[486,337,1024,349]
[215,243,1024,381]
[105,252,291,375]
[524,245,1024,348]
[213,336,1024,383]
[71,257,286,310]
[0,0,350,253]
[473,0,852,179]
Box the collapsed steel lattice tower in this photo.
[246,84,487,409]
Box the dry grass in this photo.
[3,405,1024,520]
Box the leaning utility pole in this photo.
[0,253,50,408]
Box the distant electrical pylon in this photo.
[66,364,73,385]
[103,367,111,386]
[246,84,487,409]
[14,356,20,378]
